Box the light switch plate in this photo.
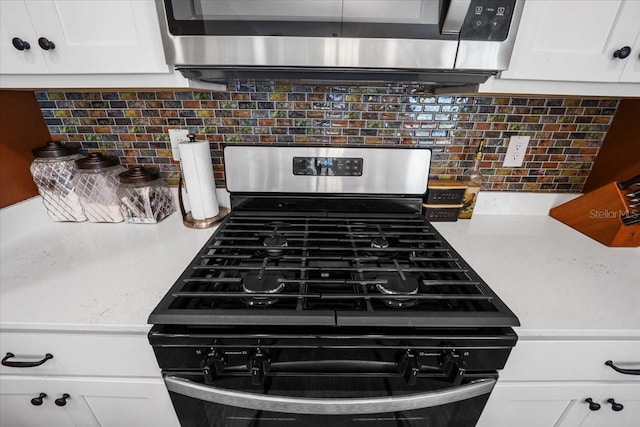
[168,129,190,161]
[503,136,530,167]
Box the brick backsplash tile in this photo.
[36,84,620,191]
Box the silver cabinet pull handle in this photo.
[164,376,495,415]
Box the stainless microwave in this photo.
[155,0,525,86]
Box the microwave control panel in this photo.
[460,0,516,41]
[293,157,363,177]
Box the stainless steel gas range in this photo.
[148,145,519,427]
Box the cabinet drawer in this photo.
[500,339,640,382]
[0,330,160,378]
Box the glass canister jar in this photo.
[117,165,174,224]
[30,141,87,222]
[73,153,126,223]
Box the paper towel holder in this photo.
[178,172,228,229]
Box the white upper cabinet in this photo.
[500,0,640,83]
[0,0,169,76]
[0,1,48,73]
[619,30,640,82]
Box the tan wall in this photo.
[583,98,640,192]
[0,90,51,208]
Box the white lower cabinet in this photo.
[1,377,78,427]
[479,382,640,427]
[580,383,640,427]
[0,329,179,427]
[477,338,640,427]
[0,376,179,427]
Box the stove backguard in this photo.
[223,145,431,195]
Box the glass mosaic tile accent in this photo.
[36,85,620,192]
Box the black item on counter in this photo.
[32,141,80,158]
[119,165,161,184]
[75,152,120,169]
[617,174,640,190]
[425,179,467,205]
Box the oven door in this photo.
[164,372,498,427]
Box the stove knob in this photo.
[439,351,458,376]
[397,350,420,386]
[202,350,226,385]
[249,350,270,386]
[439,350,466,385]
[454,359,468,385]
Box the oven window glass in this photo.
[167,374,495,427]
[164,0,451,39]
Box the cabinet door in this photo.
[619,31,640,83]
[0,376,89,427]
[58,377,180,427]
[23,0,168,74]
[579,383,640,427]
[501,0,640,82]
[0,1,47,74]
[1,376,179,427]
[476,382,607,427]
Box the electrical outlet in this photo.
[168,129,190,161]
[502,136,530,167]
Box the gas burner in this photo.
[375,272,421,309]
[259,236,288,258]
[241,271,286,307]
[364,236,400,259]
[257,222,292,258]
[371,237,389,249]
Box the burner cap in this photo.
[262,236,288,257]
[380,297,420,309]
[375,271,420,309]
[264,236,287,247]
[376,281,419,296]
[364,236,400,259]
[371,237,389,249]
[242,272,285,307]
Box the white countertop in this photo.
[0,198,216,333]
[434,216,640,339]
[2,194,639,339]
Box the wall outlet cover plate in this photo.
[503,136,530,167]
[168,129,190,161]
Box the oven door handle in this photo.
[164,375,496,415]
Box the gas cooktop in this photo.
[148,211,519,328]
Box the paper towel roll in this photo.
[179,140,220,220]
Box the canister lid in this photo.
[75,152,120,169]
[32,141,80,158]
[119,165,160,183]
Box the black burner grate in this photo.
[149,213,519,327]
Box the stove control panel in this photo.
[293,157,363,176]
